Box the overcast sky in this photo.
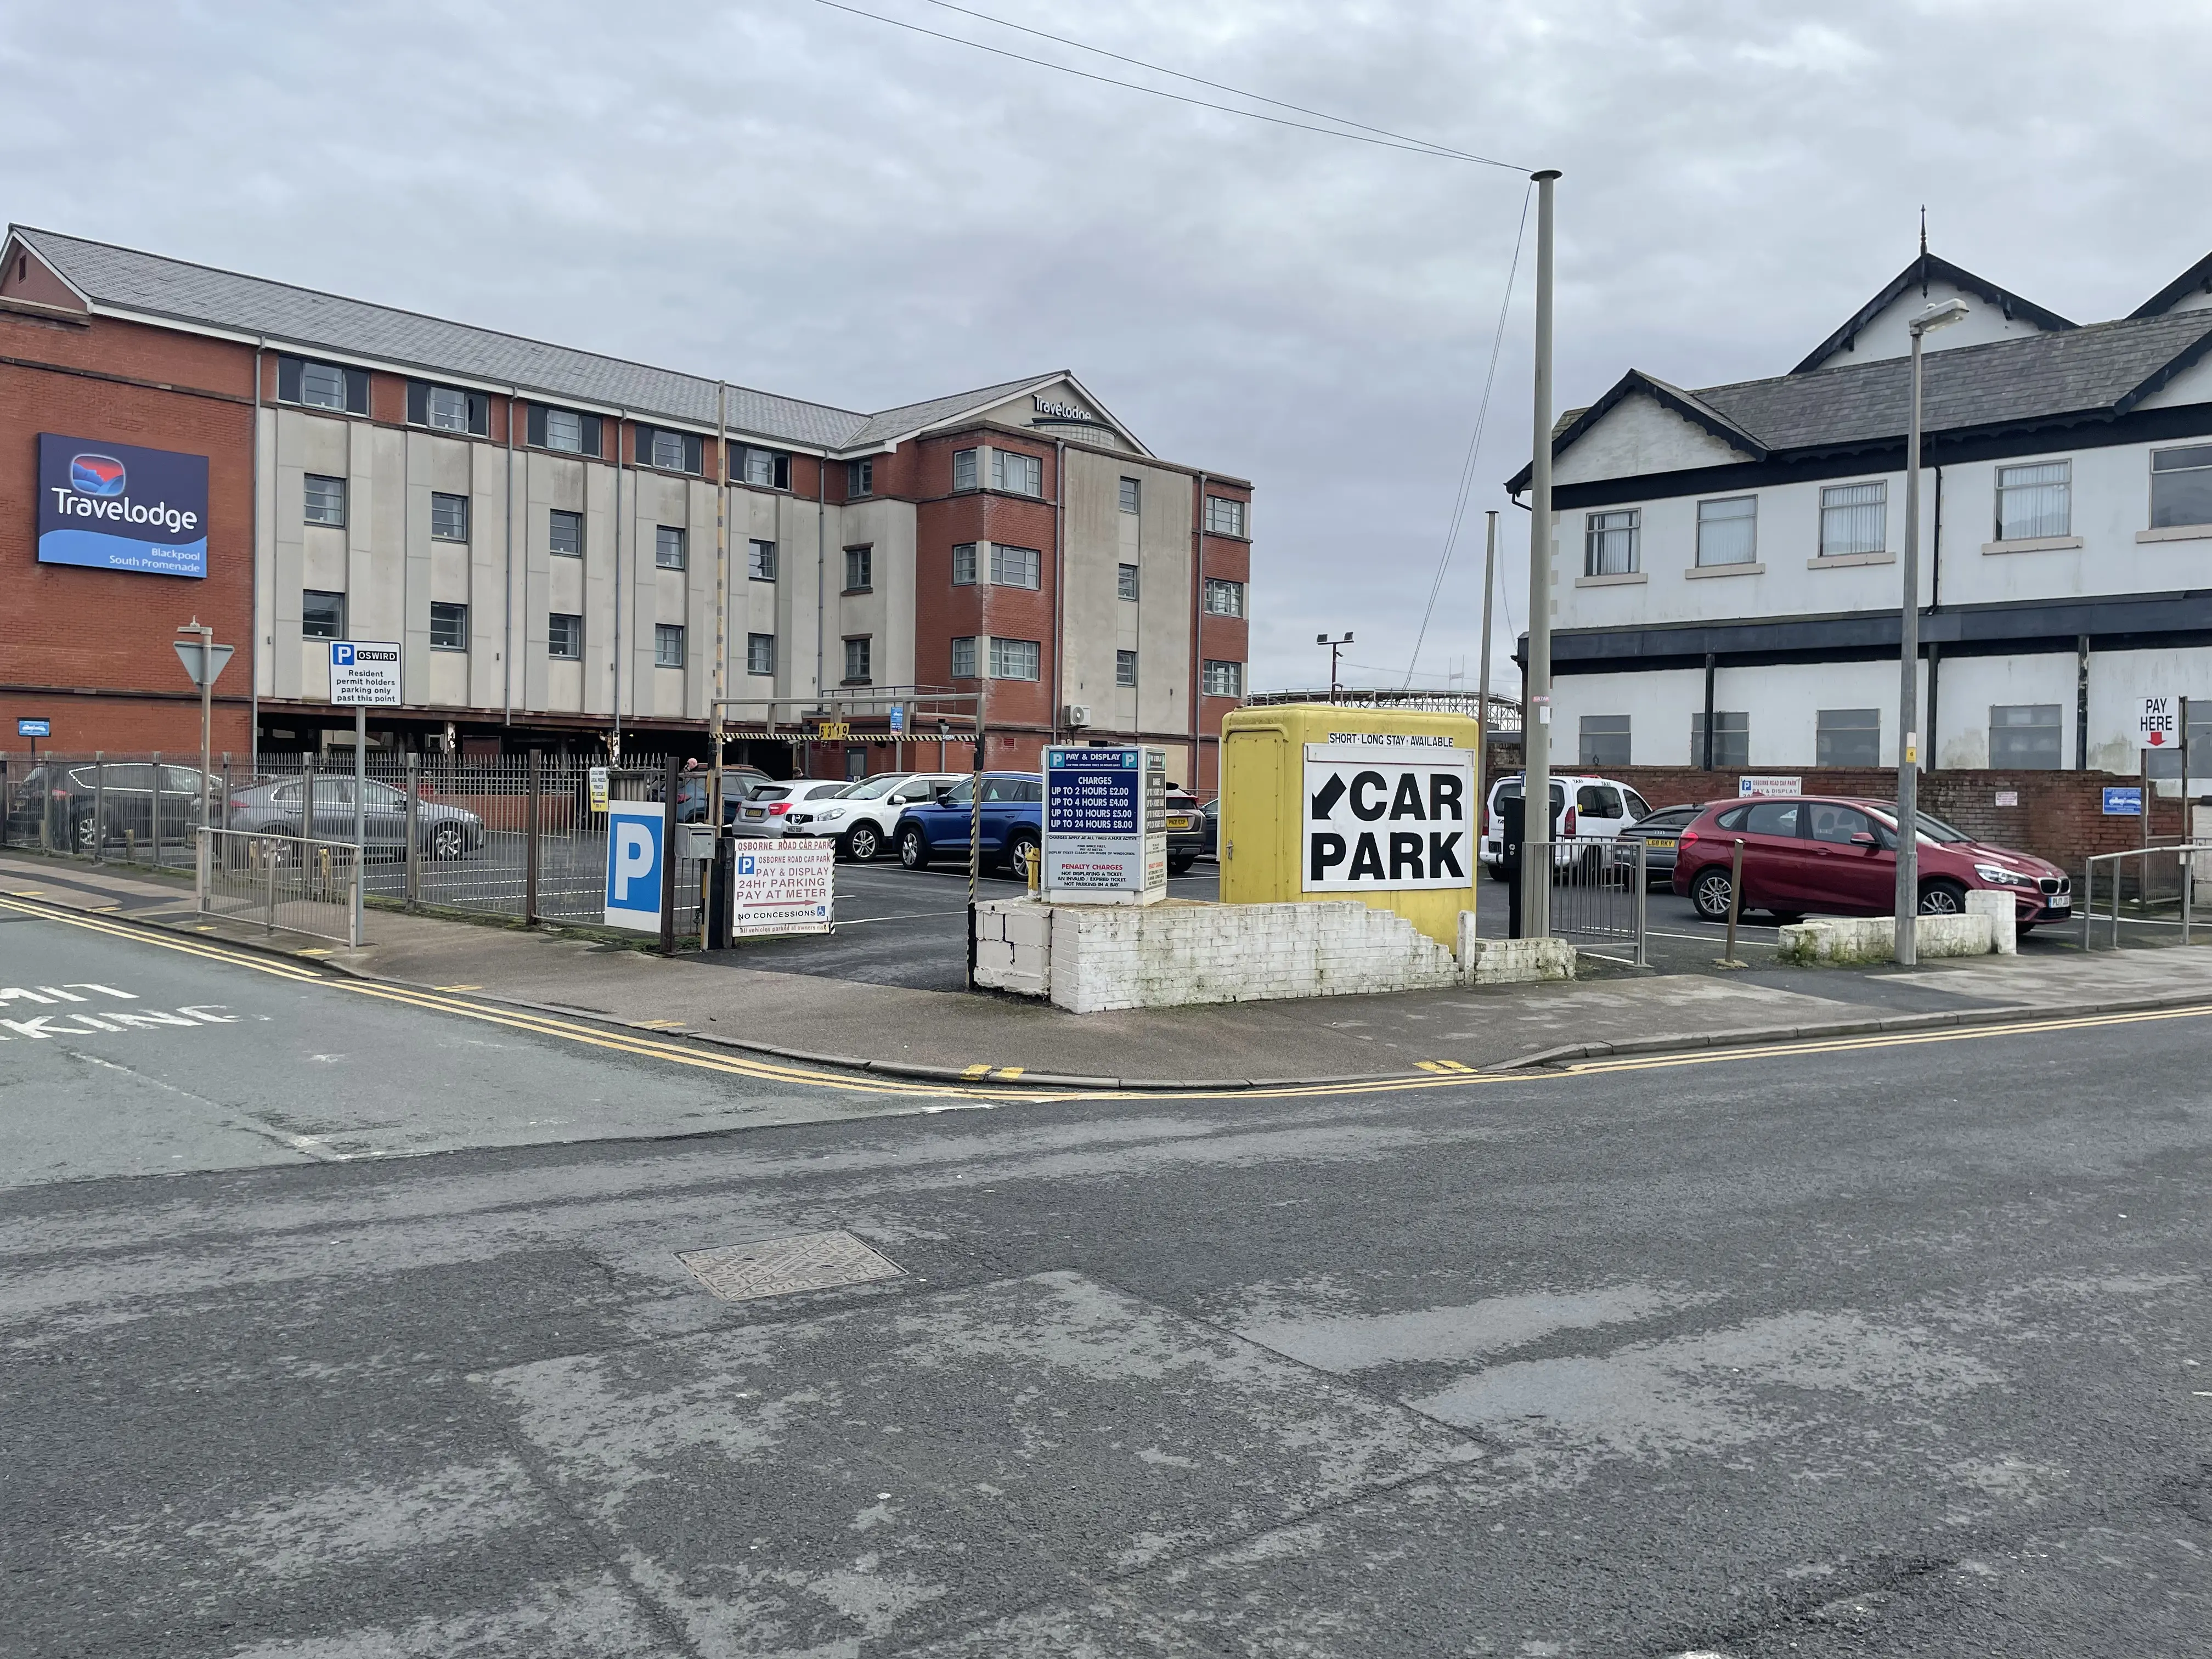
[5,1,2208,694]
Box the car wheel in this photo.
[898,826,930,870]
[844,822,881,862]
[1167,855,1195,876]
[1691,867,1735,921]
[430,821,467,860]
[74,815,97,852]
[1919,879,1968,916]
[1005,830,1040,877]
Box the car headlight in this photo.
[815,808,845,820]
[1973,862,2032,887]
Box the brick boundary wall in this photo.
[1608,765,2193,876]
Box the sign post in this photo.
[15,716,49,761]
[1042,746,1167,904]
[173,621,234,894]
[328,641,399,947]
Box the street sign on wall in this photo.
[2103,786,2144,816]
[330,641,402,706]
[1300,737,1472,893]
[728,838,835,938]
[602,799,665,930]
[1738,774,1803,797]
[36,433,210,578]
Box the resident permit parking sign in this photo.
[330,641,402,706]
[1301,737,1472,893]
[729,838,836,938]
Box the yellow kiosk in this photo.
[1218,703,1482,949]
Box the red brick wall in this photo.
[0,311,256,754]
[1609,764,2185,874]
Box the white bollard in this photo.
[1965,890,2016,956]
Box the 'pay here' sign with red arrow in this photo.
[1301,738,1473,893]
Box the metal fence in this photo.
[1521,835,1648,966]
[198,827,363,946]
[0,750,239,873]
[2081,843,2212,950]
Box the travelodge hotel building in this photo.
[0,227,1252,789]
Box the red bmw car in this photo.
[1672,795,2073,929]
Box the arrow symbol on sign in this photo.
[1311,775,1347,819]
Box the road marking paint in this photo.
[962,1064,992,1078]
[296,948,334,957]
[1416,1059,1475,1073]
[435,983,484,991]
[6,889,44,896]
[634,1018,687,1030]
[0,899,325,980]
[67,1049,341,1160]
[993,1066,1025,1080]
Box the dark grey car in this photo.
[228,775,484,859]
[4,761,213,854]
[1611,802,1707,886]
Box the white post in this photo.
[352,704,365,947]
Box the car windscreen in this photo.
[840,775,906,800]
[1868,806,1970,843]
[1492,781,1565,804]
[804,782,852,799]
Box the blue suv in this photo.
[893,771,1043,872]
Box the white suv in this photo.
[787,771,964,862]
[1480,773,1652,878]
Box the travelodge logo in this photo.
[70,454,128,496]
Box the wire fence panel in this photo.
[198,828,361,946]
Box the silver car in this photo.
[730,779,854,838]
[227,775,484,859]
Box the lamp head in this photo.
[1317,633,1329,645]
[1910,297,1970,336]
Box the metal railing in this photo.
[197,827,362,946]
[2081,843,2212,950]
[1525,835,1648,966]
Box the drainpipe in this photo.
[612,410,626,757]
[816,456,827,742]
[1190,472,1207,791]
[250,338,264,770]
[503,390,517,730]
[1926,461,1943,766]
[1052,437,1066,748]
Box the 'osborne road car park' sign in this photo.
[36,433,210,578]
[1301,737,1472,893]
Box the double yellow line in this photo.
[8,894,2210,1106]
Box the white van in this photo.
[1480,773,1652,878]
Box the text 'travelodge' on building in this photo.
[1509,245,2212,778]
[0,227,1252,789]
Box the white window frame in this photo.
[1116,649,1137,687]
[989,544,1041,589]
[1118,563,1139,601]
[747,538,776,582]
[655,525,686,571]
[988,637,1041,681]
[654,623,686,668]
[951,635,977,679]
[547,613,583,661]
[1204,495,1248,537]
[1201,659,1244,697]
[429,602,469,653]
[1694,495,1756,567]
[1203,577,1245,617]
[549,509,583,558]
[990,449,1042,497]
[424,385,470,433]
[1819,480,1887,558]
[952,448,979,492]
[952,543,978,586]
[2151,443,2212,530]
[1995,459,2072,541]
[843,636,872,684]
[746,633,775,675]
[430,492,469,543]
[303,474,346,527]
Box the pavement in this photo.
[2,904,2207,1657]
[8,847,2212,1089]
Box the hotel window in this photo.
[407,381,490,436]
[654,624,685,668]
[847,458,873,496]
[1202,659,1244,697]
[303,473,346,527]
[528,404,603,457]
[2152,444,2212,529]
[1690,710,1750,768]
[1695,495,1757,566]
[654,526,686,571]
[430,492,469,542]
[1996,460,2070,541]
[990,637,1041,680]
[1204,577,1245,617]
[990,543,1041,589]
[1584,509,1638,575]
[1119,477,1141,513]
[952,448,979,492]
[1204,495,1248,537]
[430,602,469,652]
[278,356,369,415]
[1989,704,2063,770]
[1819,481,1887,558]
[951,635,978,679]
[1116,649,1138,687]
[991,449,1042,497]
[745,447,792,489]
[1578,714,1630,769]
[747,633,775,675]
[748,538,776,581]
[1816,707,1880,767]
[640,426,702,474]
[1118,562,1139,601]
[301,590,346,640]
[549,509,583,558]
[548,613,582,660]
[843,636,872,684]
[845,545,873,591]
[952,543,978,585]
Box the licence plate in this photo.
[743,808,765,820]
[2048,896,2070,910]
[1647,837,1678,849]
[1167,817,1192,830]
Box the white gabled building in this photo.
[1509,248,2212,779]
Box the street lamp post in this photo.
[1317,632,1353,702]
[1522,167,1561,941]
[1894,297,1970,967]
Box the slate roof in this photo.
[8,226,1076,455]
[1509,307,2212,492]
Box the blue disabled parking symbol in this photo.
[603,800,665,930]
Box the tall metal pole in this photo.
[712,384,729,835]
[1522,168,1561,940]
[352,703,365,947]
[1472,510,1498,939]
[1894,323,1926,965]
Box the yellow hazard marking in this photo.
[436,984,484,991]
[993,1066,1025,1080]
[297,948,333,957]
[962,1064,992,1079]
[634,1018,686,1030]
[1415,1059,1475,1074]
[8,889,44,896]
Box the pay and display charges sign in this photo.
[1302,736,1472,893]
[729,838,836,938]
[330,641,402,706]
[1043,746,1166,899]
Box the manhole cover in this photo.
[678,1230,903,1302]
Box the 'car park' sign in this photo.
[1301,737,1471,893]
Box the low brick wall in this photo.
[1607,765,2185,875]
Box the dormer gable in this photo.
[2130,250,2212,319]
[1792,251,2072,375]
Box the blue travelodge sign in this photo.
[36,432,210,578]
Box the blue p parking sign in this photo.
[603,799,665,930]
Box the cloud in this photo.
[1,0,2204,694]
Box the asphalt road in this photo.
[3,904,2208,1656]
